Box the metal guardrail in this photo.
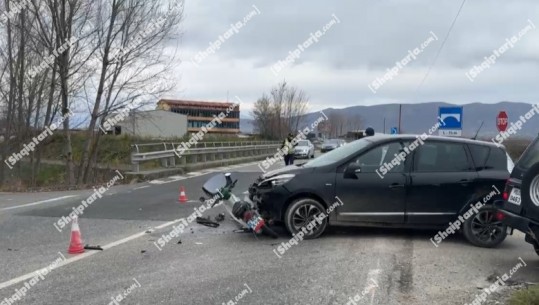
[131,141,280,154]
[130,141,281,172]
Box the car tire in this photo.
[310,153,314,159]
[284,198,328,240]
[534,242,539,256]
[462,205,507,248]
[520,162,539,220]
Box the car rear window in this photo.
[468,144,511,172]
[517,138,539,170]
[485,147,509,171]
[468,144,490,169]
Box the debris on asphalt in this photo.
[84,245,104,251]
[195,242,203,245]
[145,228,154,234]
[195,216,219,228]
[233,228,250,233]
[140,250,146,254]
[215,213,225,222]
[177,240,182,244]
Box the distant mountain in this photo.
[240,118,255,134]
[300,101,538,139]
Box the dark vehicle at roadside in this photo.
[495,136,539,256]
[321,139,345,153]
[249,134,513,247]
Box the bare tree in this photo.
[327,112,346,138]
[252,81,310,140]
[78,0,183,184]
[0,0,183,188]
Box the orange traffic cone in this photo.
[68,216,85,254]
[178,186,188,203]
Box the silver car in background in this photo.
[321,139,346,153]
[294,140,315,159]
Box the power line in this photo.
[415,0,467,92]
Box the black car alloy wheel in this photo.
[463,206,507,248]
[284,198,328,239]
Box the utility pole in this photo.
[383,117,386,134]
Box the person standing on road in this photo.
[281,133,296,166]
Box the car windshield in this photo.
[297,140,310,146]
[304,138,372,167]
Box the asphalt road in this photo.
[0,156,538,305]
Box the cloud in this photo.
[168,0,539,115]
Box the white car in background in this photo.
[294,140,315,159]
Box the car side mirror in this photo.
[344,163,361,179]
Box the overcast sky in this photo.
[165,0,539,117]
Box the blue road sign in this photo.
[438,106,463,136]
[390,127,398,134]
[438,107,463,130]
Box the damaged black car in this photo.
[250,134,513,247]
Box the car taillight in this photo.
[502,179,510,201]
[495,211,506,221]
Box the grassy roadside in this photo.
[508,284,539,305]
[2,133,261,191]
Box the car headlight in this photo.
[259,174,295,188]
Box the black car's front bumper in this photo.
[248,182,290,221]
[495,200,539,244]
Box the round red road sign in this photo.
[497,111,508,132]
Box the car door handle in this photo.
[459,179,470,185]
[389,183,405,189]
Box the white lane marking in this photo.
[0,206,230,290]
[147,161,261,186]
[154,220,177,230]
[0,229,150,290]
[0,195,78,212]
[133,186,150,190]
[101,231,147,250]
[0,161,266,289]
[149,178,186,185]
[149,179,166,185]
[0,251,97,290]
[366,260,381,305]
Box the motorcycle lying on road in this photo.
[200,173,278,239]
